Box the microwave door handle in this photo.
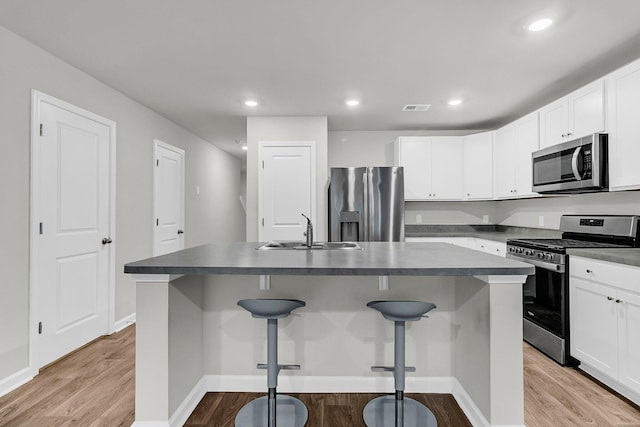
[571,147,582,180]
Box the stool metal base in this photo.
[235,394,308,427]
[363,395,438,427]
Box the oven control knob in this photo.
[517,248,524,254]
[544,253,553,261]
[537,252,544,259]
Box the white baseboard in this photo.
[451,379,491,427]
[168,376,207,427]
[0,366,36,398]
[113,313,136,333]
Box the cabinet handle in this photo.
[586,269,592,273]
[607,296,613,301]
[615,299,622,304]
[561,133,566,138]
[567,132,573,137]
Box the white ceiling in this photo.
[2,0,640,158]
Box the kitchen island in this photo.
[125,241,534,427]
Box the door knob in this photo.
[177,230,184,235]
[102,238,112,245]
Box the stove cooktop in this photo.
[507,238,630,252]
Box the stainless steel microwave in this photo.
[532,133,608,194]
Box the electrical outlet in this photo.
[416,214,423,224]
[538,215,544,227]
[483,215,489,224]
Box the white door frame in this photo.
[258,141,316,242]
[29,90,116,373]
[152,139,185,256]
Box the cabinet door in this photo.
[514,112,540,197]
[570,277,618,378]
[395,137,431,200]
[463,132,493,199]
[430,137,463,200]
[539,98,568,149]
[618,289,640,395]
[569,79,605,140]
[493,124,516,198]
[607,58,640,191]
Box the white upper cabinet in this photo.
[394,136,463,201]
[539,79,606,149]
[606,57,640,191]
[493,112,540,199]
[463,131,493,200]
[394,137,431,200]
[430,136,464,200]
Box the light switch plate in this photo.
[416,214,423,223]
[538,215,544,226]
[483,215,489,223]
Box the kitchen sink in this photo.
[256,241,361,250]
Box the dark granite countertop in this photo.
[567,248,640,268]
[124,241,534,277]
[405,224,562,243]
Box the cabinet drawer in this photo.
[571,256,640,293]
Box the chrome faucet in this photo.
[301,214,313,248]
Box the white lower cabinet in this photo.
[570,256,640,404]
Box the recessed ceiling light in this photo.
[448,99,463,106]
[528,18,552,32]
[345,99,360,107]
[244,100,258,107]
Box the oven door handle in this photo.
[571,146,582,180]
[506,253,565,273]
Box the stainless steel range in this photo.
[507,215,640,365]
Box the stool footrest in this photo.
[257,363,301,370]
[371,365,416,372]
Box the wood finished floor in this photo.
[1,325,639,426]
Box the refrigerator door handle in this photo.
[362,171,369,241]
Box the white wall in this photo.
[0,25,244,386]
[496,191,640,229]
[246,116,328,241]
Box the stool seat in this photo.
[238,299,306,319]
[367,300,436,321]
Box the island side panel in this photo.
[454,275,525,426]
[134,276,205,424]
[135,281,170,421]
[168,276,205,417]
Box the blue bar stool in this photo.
[235,299,308,427]
[364,300,438,427]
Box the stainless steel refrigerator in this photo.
[329,167,405,242]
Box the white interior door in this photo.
[32,92,115,368]
[153,140,185,256]
[259,142,315,242]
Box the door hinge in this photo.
[262,160,264,169]
[39,124,43,136]
[38,322,42,334]
[156,218,159,226]
[156,159,159,166]
[262,218,264,227]
[39,222,43,235]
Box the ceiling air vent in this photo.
[402,104,431,112]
